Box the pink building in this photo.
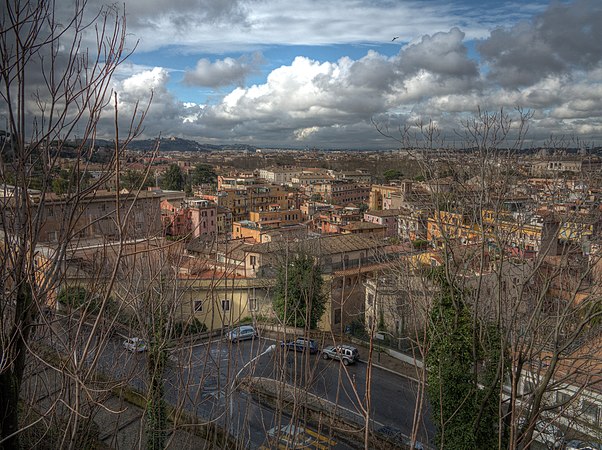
[161,199,217,238]
[363,209,401,237]
[189,200,217,238]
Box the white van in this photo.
[227,325,258,343]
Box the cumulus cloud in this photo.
[81,0,602,148]
[183,53,264,88]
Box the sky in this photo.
[64,0,602,148]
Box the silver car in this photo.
[227,325,258,343]
[123,337,147,352]
[321,344,360,365]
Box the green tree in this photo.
[189,163,217,186]
[160,164,184,190]
[51,168,92,194]
[121,169,152,191]
[426,268,504,450]
[383,168,403,182]
[273,253,326,329]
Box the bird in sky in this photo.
[391,36,399,41]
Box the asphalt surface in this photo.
[41,317,434,448]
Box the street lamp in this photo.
[229,344,276,436]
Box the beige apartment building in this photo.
[35,189,162,243]
[216,184,289,222]
[310,181,370,205]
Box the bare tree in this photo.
[0,1,149,447]
[373,108,602,449]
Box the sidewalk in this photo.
[359,347,425,382]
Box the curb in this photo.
[359,359,421,383]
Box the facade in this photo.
[530,158,602,176]
[291,172,333,186]
[364,272,434,343]
[36,189,162,243]
[310,181,370,205]
[216,206,233,237]
[189,200,217,238]
[241,234,389,331]
[249,208,302,226]
[363,209,402,237]
[161,199,191,236]
[232,219,306,243]
[397,209,428,241]
[259,167,304,184]
[315,207,362,235]
[368,184,401,210]
[216,184,288,222]
[328,169,372,184]
[340,221,387,237]
[161,199,217,238]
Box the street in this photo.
[40,317,434,448]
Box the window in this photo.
[556,391,572,407]
[367,293,374,306]
[582,400,600,424]
[250,255,257,267]
[523,379,536,395]
[194,300,203,312]
[334,308,341,324]
[249,298,258,311]
[221,299,230,311]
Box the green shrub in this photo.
[57,286,91,309]
[412,239,428,249]
[172,318,207,337]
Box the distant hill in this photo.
[126,137,257,153]
[76,137,257,153]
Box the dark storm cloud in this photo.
[397,27,479,79]
[478,0,602,88]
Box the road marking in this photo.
[263,424,337,449]
[305,428,337,447]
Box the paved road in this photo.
[40,318,432,448]
[169,335,434,446]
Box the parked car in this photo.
[565,440,602,450]
[227,325,258,343]
[123,337,147,352]
[321,344,360,365]
[518,418,564,449]
[281,337,319,354]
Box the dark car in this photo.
[280,337,319,354]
